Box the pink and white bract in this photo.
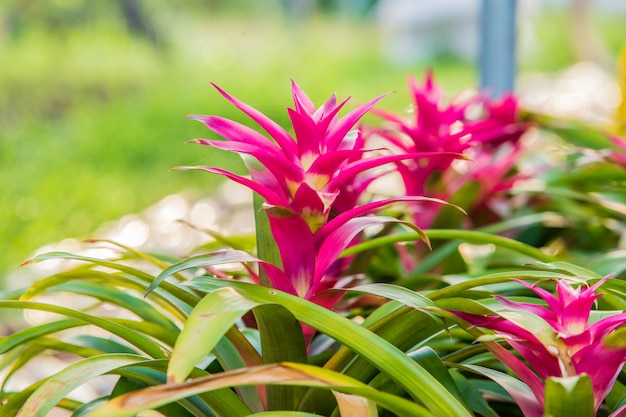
[182,81,449,314]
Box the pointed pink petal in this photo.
[306,149,363,177]
[313,216,407,289]
[494,295,554,322]
[459,319,546,407]
[515,280,564,317]
[561,296,601,334]
[287,107,320,158]
[192,138,304,183]
[586,275,611,294]
[266,212,316,298]
[317,195,451,244]
[312,93,337,122]
[586,313,626,341]
[191,115,283,154]
[258,262,298,296]
[290,183,327,229]
[331,169,388,214]
[242,156,291,197]
[574,343,626,410]
[177,166,286,206]
[316,95,350,133]
[326,152,463,191]
[210,82,298,158]
[291,79,316,115]
[507,339,562,379]
[325,94,387,151]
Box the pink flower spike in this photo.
[290,79,317,116]
[209,82,297,159]
[325,93,387,151]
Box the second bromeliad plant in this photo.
[5,74,626,417]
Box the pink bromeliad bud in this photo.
[453,276,626,416]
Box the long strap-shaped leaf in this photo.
[0,301,168,359]
[15,354,146,417]
[181,279,472,417]
[87,362,435,417]
[23,251,199,308]
[341,229,559,263]
[254,304,307,411]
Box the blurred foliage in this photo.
[1,0,625,280]
[0,1,476,279]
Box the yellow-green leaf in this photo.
[168,287,259,383]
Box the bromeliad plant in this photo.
[175,81,459,315]
[448,276,626,417]
[368,72,529,230]
[1,75,626,417]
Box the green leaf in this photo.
[350,283,436,310]
[213,337,264,412]
[602,326,626,349]
[544,375,594,417]
[455,363,542,417]
[341,230,559,263]
[71,397,109,417]
[534,116,619,150]
[248,413,325,417]
[427,271,566,301]
[146,250,262,296]
[409,347,468,410]
[589,250,626,277]
[0,318,84,355]
[0,301,168,359]
[524,261,603,280]
[15,354,146,417]
[254,304,307,411]
[301,307,446,415]
[21,252,199,308]
[52,281,180,333]
[449,370,500,417]
[167,287,260,383]
[409,212,567,277]
[115,362,252,417]
[254,191,283,287]
[332,391,378,417]
[434,298,497,316]
[185,278,472,417]
[87,363,435,417]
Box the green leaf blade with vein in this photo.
[182,278,472,417]
[167,286,260,383]
[146,250,262,296]
[15,354,147,417]
[87,363,435,417]
[544,375,594,417]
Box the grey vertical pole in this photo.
[479,0,517,98]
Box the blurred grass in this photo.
[1,3,625,279]
[0,7,476,278]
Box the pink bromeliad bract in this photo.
[182,81,453,313]
[371,72,528,229]
[453,277,626,416]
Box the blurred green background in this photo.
[1,0,625,278]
